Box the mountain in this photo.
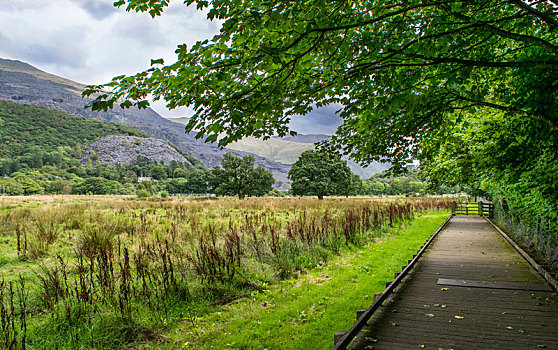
[227,134,390,179]
[273,134,331,144]
[227,137,315,164]
[80,135,193,167]
[167,118,389,179]
[0,58,291,189]
[227,135,390,179]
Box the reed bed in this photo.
[0,196,451,348]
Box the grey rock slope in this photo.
[80,136,191,166]
[0,58,291,189]
[274,134,331,144]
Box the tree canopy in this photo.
[86,0,556,164]
[289,150,353,199]
[212,153,275,199]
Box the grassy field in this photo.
[0,195,450,349]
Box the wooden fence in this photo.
[452,201,494,217]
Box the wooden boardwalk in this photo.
[349,216,558,350]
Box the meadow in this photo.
[0,195,451,349]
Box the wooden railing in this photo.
[452,201,494,217]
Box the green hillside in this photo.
[0,100,207,196]
[0,100,146,158]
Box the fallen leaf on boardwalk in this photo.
[537,345,547,348]
[441,305,447,308]
[419,345,425,348]
[390,322,398,326]
[506,326,513,330]
[454,315,464,319]
[518,329,526,334]
[425,313,435,317]
[441,288,449,291]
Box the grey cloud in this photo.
[0,31,9,46]
[80,1,117,21]
[0,25,89,70]
[114,19,170,48]
[289,104,343,135]
[24,43,86,68]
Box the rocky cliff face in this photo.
[80,136,191,166]
[0,58,291,189]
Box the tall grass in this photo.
[0,196,452,348]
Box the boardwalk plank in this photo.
[349,216,558,350]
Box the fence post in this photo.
[478,201,483,216]
[451,201,456,215]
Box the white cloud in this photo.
[0,0,219,117]
[79,0,118,21]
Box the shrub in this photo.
[136,189,150,199]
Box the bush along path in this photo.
[160,211,449,349]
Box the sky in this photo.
[0,0,342,135]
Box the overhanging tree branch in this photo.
[508,0,558,29]
[445,7,558,54]
[454,95,557,131]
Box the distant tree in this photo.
[0,177,23,195]
[366,181,386,196]
[89,151,99,165]
[347,173,364,197]
[45,179,72,194]
[166,178,188,194]
[212,153,274,199]
[408,181,425,195]
[12,173,43,195]
[288,150,352,200]
[71,177,122,195]
[268,188,286,197]
[137,180,154,195]
[173,167,188,178]
[185,169,214,194]
[136,189,150,198]
[250,166,275,196]
[150,164,168,180]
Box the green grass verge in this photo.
[154,211,449,350]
